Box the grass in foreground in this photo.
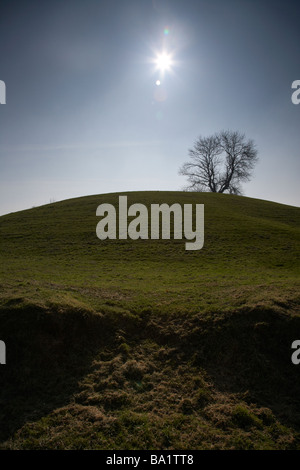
[0,191,299,449]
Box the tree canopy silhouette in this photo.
[179,130,258,195]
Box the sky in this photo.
[0,0,299,215]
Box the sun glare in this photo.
[155,52,172,72]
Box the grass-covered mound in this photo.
[0,191,299,449]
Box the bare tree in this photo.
[179,130,258,195]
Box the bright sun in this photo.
[155,52,172,72]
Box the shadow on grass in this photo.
[1,303,300,446]
[147,306,300,431]
[0,304,119,442]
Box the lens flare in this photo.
[154,86,167,102]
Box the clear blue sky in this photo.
[0,0,299,215]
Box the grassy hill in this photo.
[0,191,299,449]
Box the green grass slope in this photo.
[0,191,299,449]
